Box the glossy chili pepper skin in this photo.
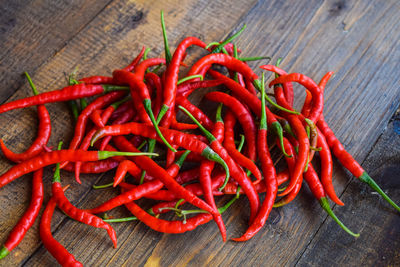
[233,77,277,241]
[0,104,51,163]
[0,169,44,259]
[205,91,257,161]
[52,182,118,248]
[161,37,207,127]
[123,46,146,72]
[39,197,83,267]
[0,150,132,188]
[0,84,127,114]
[79,75,114,85]
[317,128,344,206]
[223,111,262,183]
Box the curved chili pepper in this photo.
[223,111,262,183]
[268,73,323,123]
[0,73,51,163]
[317,128,344,206]
[0,169,43,259]
[160,37,207,128]
[63,159,119,174]
[122,46,146,72]
[0,150,155,188]
[205,91,257,161]
[0,84,128,114]
[40,197,83,267]
[232,73,277,241]
[52,146,118,248]
[273,137,303,207]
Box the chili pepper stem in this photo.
[272,122,292,158]
[359,172,400,212]
[143,99,176,152]
[0,246,9,259]
[319,197,359,237]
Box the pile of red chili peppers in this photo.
[1,12,399,266]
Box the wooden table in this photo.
[1,0,399,266]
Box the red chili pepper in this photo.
[0,149,153,188]
[175,96,214,130]
[223,111,262,183]
[52,160,118,248]
[39,197,83,267]
[0,84,128,114]
[268,72,323,124]
[233,74,277,241]
[122,46,146,72]
[79,75,114,85]
[207,70,288,156]
[205,91,257,161]
[160,37,207,128]
[0,169,44,259]
[0,73,51,163]
[317,128,344,206]
[63,159,119,174]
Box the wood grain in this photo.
[0,0,112,104]
[0,0,399,266]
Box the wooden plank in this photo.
[0,0,112,104]
[295,109,400,266]
[0,0,399,266]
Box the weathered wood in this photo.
[0,0,399,266]
[0,0,112,104]
[296,109,400,267]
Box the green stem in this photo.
[53,141,64,183]
[160,10,172,65]
[239,56,271,62]
[359,172,400,212]
[93,182,114,189]
[272,121,292,158]
[320,197,359,237]
[97,151,158,160]
[0,246,10,259]
[215,103,224,123]
[237,134,245,152]
[175,150,191,168]
[102,85,129,93]
[80,98,88,110]
[177,75,203,85]
[143,99,176,152]
[143,47,151,60]
[104,216,138,223]
[24,72,39,95]
[210,24,246,53]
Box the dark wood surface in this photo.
[0,0,399,266]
